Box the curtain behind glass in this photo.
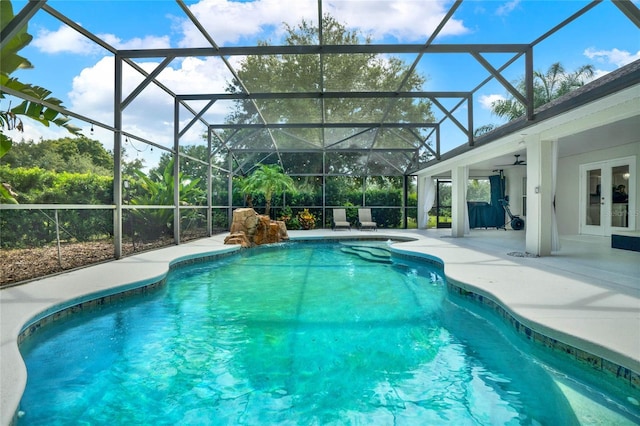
[421,177,436,228]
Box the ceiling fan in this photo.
[496,154,526,167]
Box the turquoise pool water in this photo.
[18,242,639,425]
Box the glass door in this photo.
[435,179,452,229]
[611,165,630,228]
[583,166,603,234]
[580,157,635,236]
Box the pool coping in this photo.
[2,231,639,425]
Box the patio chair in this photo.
[357,208,377,231]
[332,208,351,231]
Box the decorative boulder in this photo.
[226,208,289,247]
[223,232,251,248]
[230,208,259,238]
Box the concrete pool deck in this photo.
[1,228,639,425]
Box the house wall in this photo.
[504,167,527,217]
[556,141,640,235]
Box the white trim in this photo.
[579,156,636,236]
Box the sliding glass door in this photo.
[436,179,452,229]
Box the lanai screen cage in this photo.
[1,0,637,283]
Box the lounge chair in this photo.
[332,208,351,231]
[357,208,377,231]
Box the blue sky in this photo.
[5,0,640,162]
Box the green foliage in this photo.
[407,192,417,207]
[153,145,211,179]
[0,136,11,158]
[287,188,321,207]
[277,206,300,230]
[129,159,206,239]
[286,216,301,230]
[277,206,293,222]
[0,165,112,204]
[368,208,401,229]
[1,0,81,137]
[1,79,82,135]
[0,135,17,203]
[474,124,497,137]
[467,179,491,203]
[0,166,113,247]
[2,137,113,174]
[43,172,113,204]
[364,188,402,206]
[491,62,595,121]
[0,208,113,248]
[297,208,316,230]
[211,209,229,231]
[1,135,114,203]
[238,163,296,218]
[0,1,33,76]
[326,176,364,206]
[225,15,435,174]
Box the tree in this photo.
[223,15,435,175]
[1,0,82,202]
[238,164,296,218]
[491,62,595,121]
[152,145,211,182]
[2,137,114,174]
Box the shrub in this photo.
[297,209,316,230]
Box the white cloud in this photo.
[32,24,170,55]
[179,0,468,47]
[583,47,640,68]
[479,94,505,110]
[179,0,317,47]
[100,34,171,50]
[66,55,235,150]
[32,24,99,55]
[495,0,521,17]
[324,0,468,40]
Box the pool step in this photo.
[340,245,393,264]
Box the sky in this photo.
[4,0,640,166]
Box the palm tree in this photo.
[239,164,296,218]
[491,62,595,121]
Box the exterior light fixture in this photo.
[38,106,44,120]
[90,123,94,134]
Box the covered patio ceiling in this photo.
[2,0,638,177]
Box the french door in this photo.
[580,157,635,236]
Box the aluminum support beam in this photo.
[173,99,181,245]
[118,44,530,59]
[178,91,471,101]
[613,0,640,27]
[0,0,45,51]
[113,56,123,259]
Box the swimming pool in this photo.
[17,241,640,424]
